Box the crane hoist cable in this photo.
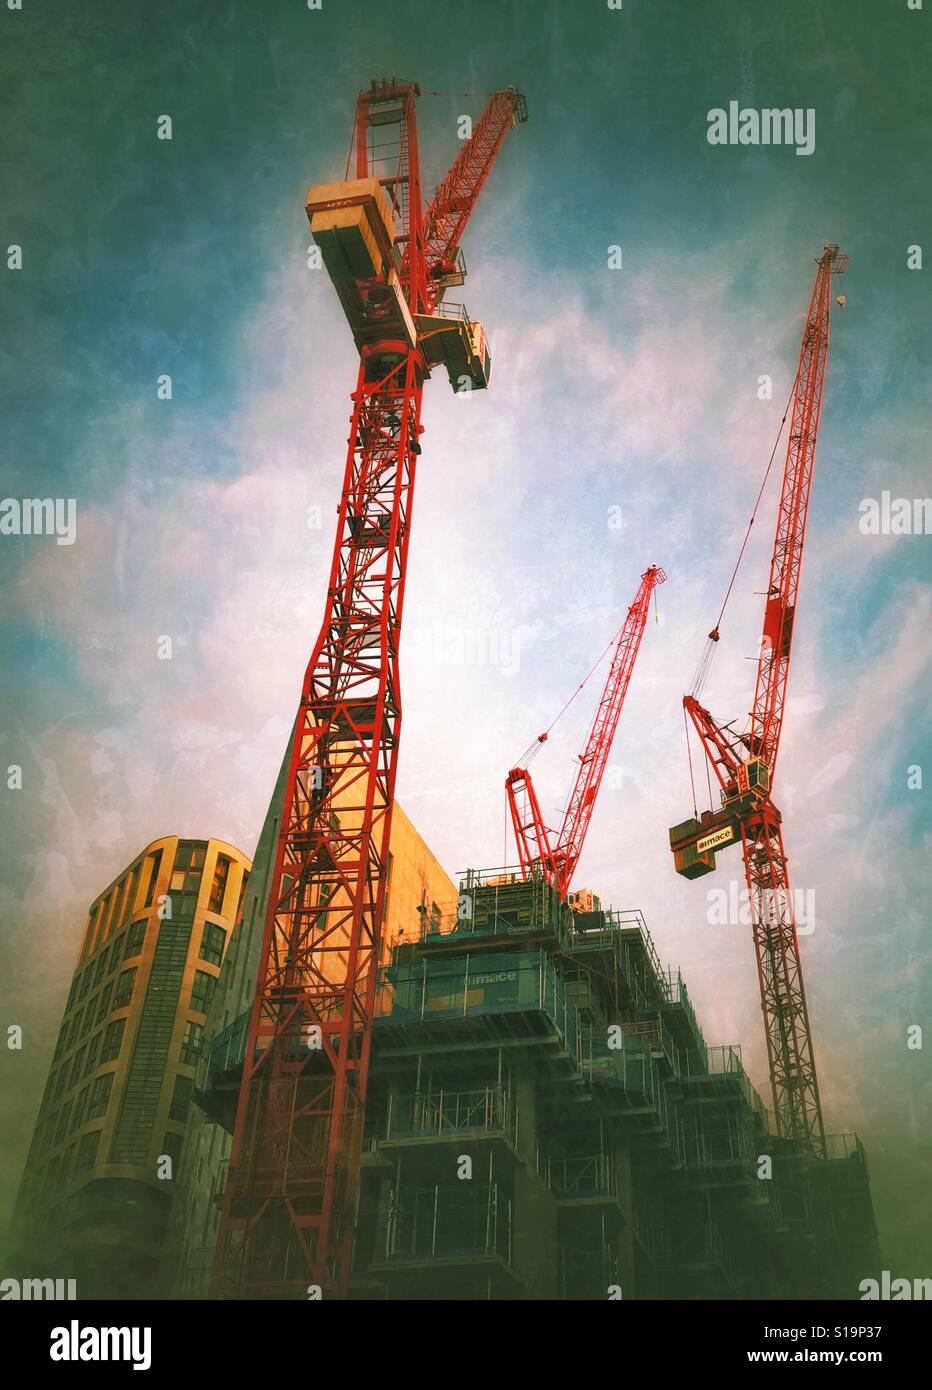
[684,703,699,819]
[513,619,625,771]
[689,363,802,701]
[517,582,664,771]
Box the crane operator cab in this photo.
[414,306,492,392]
[723,756,771,815]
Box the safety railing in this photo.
[196,1010,249,1092]
[384,1086,516,1145]
[178,1246,215,1299]
[546,1153,616,1201]
[678,1118,755,1171]
[375,949,583,1064]
[384,1183,512,1264]
[659,969,708,1058]
[824,1131,867,1166]
[679,1044,772,1135]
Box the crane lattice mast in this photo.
[211,79,526,1300]
[671,244,848,1154]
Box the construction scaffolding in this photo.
[192,867,878,1300]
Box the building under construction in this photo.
[187,857,877,1300]
[7,78,883,1302]
[194,83,877,1300]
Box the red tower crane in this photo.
[669,244,848,1155]
[507,565,666,898]
[211,79,527,1300]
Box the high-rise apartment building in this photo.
[9,836,251,1298]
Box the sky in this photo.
[1,0,930,1276]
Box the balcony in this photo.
[405,867,569,948]
[378,1183,513,1269]
[654,1221,738,1291]
[657,969,708,1065]
[823,1131,868,1169]
[680,1045,770,1128]
[379,1087,517,1150]
[178,1245,214,1299]
[375,948,583,1071]
[677,1122,757,1185]
[546,1153,620,1206]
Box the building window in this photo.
[78,969,90,1000]
[95,981,113,1022]
[208,855,231,914]
[176,843,206,871]
[62,1141,78,1186]
[169,1074,193,1122]
[76,1129,100,1170]
[190,970,216,1015]
[74,1084,89,1128]
[199,921,227,968]
[126,862,141,917]
[171,890,199,918]
[112,968,136,1010]
[86,1072,113,1121]
[87,901,101,954]
[161,1130,184,1174]
[180,1019,204,1066]
[123,920,146,959]
[109,879,127,935]
[100,1018,125,1064]
[85,1031,101,1076]
[70,1046,86,1088]
[54,1100,72,1145]
[98,894,113,944]
[43,1154,62,1199]
[143,849,163,909]
[70,1006,84,1043]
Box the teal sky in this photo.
[1,0,930,1281]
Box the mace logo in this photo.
[707,101,815,157]
[49,1320,152,1371]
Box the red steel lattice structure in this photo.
[507,566,666,898]
[211,79,525,1299]
[671,245,848,1154]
